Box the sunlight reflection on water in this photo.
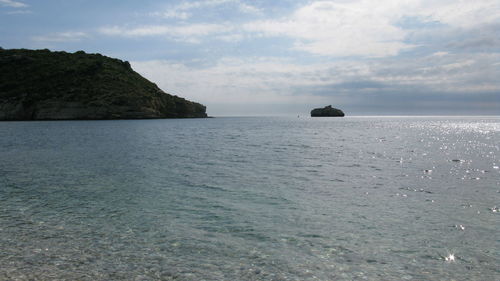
[0,116,498,280]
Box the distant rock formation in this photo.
[0,48,207,120]
[310,105,345,117]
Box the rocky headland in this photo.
[310,105,345,117]
[0,48,207,120]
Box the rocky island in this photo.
[310,105,345,117]
[0,48,207,120]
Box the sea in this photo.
[0,116,498,280]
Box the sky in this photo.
[1,0,499,116]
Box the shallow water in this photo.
[0,117,498,280]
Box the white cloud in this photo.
[131,58,335,106]
[151,10,191,20]
[100,24,228,37]
[216,33,244,42]
[101,1,500,58]
[414,0,500,28]
[0,0,27,8]
[174,0,232,10]
[99,24,231,43]
[152,0,260,19]
[238,2,261,14]
[104,1,500,113]
[431,52,449,57]
[32,32,89,42]
[441,60,475,71]
[131,51,500,112]
[243,1,414,57]
[243,0,500,57]
[370,52,500,93]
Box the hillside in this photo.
[0,48,207,120]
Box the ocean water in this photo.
[0,116,498,280]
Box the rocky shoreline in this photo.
[310,105,345,117]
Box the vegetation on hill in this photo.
[0,48,207,120]
[310,105,345,117]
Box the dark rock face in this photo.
[310,105,345,117]
[0,48,207,120]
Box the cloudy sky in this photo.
[1,0,499,115]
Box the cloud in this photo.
[414,0,500,28]
[32,32,89,42]
[151,10,191,20]
[99,24,231,43]
[151,0,260,20]
[329,81,386,90]
[243,0,500,57]
[99,24,228,37]
[0,0,27,8]
[174,0,234,11]
[98,1,500,114]
[100,1,500,58]
[431,52,449,57]
[452,37,500,50]
[215,33,244,42]
[365,52,500,93]
[131,58,334,106]
[238,2,260,14]
[243,1,414,57]
[130,50,500,115]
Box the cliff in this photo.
[310,105,345,117]
[0,48,207,120]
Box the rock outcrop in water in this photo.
[310,105,345,117]
[0,48,207,120]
